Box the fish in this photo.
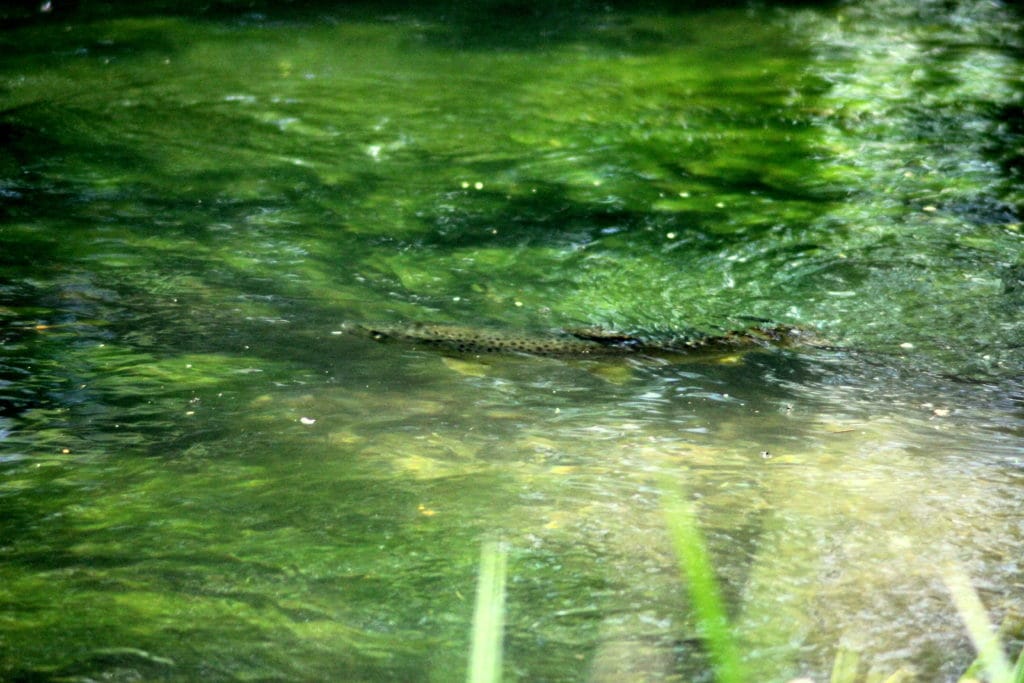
[338,321,813,359]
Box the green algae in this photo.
[1,1,1023,681]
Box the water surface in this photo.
[1,1,1022,681]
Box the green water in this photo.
[1,1,1022,681]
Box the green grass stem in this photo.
[662,484,746,683]
[467,539,508,683]
[830,647,860,683]
[942,563,1016,683]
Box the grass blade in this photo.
[830,647,860,683]
[663,484,746,683]
[468,539,508,683]
[942,562,1014,683]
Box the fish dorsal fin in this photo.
[564,327,643,345]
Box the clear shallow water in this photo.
[1,1,1022,681]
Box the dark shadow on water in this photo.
[3,0,840,51]
[412,179,833,255]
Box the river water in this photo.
[1,1,1022,681]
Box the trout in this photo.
[339,321,811,359]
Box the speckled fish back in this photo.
[355,322,634,356]
[343,321,812,358]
